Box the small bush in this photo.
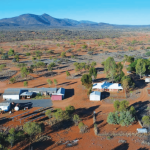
[26,53,31,56]
[107,136,113,140]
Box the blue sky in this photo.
[0,0,150,25]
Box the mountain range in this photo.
[0,13,150,29]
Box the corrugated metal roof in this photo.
[3,88,57,95]
[20,92,33,96]
[0,103,10,106]
[3,88,21,95]
[92,81,123,90]
[90,91,101,96]
[28,88,57,92]
[57,88,65,95]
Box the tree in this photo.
[0,64,6,72]
[47,62,55,72]
[73,114,81,126]
[66,71,71,77]
[81,74,92,89]
[78,122,86,133]
[7,128,16,147]
[74,63,83,74]
[136,59,146,79]
[14,55,19,62]
[119,111,135,126]
[9,77,16,84]
[1,54,8,60]
[115,62,124,82]
[119,100,129,111]
[47,79,53,87]
[45,109,52,118]
[36,61,46,69]
[130,106,136,115]
[142,116,150,126]
[104,57,116,82]
[91,61,97,67]
[82,44,87,49]
[26,52,31,56]
[122,78,129,98]
[24,81,28,87]
[61,52,66,58]
[8,48,15,56]
[54,79,58,88]
[107,112,120,125]
[17,63,27,68]
[21,67,29,78]
[53,108,70,122]
[35,50,42,59]
[65,105,75,114]
[23,122,41,142]
[114,100,120,111]
[89,67,97,80]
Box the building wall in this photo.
[94,88,120,92]
[90,95,101,101]
[0,105,10,111]
[51,95,62,101]
[3,95,20,100]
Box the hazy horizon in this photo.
[0,0,150,25]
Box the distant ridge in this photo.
[0,13,150,29]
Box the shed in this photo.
[57,88,65,99]
[137,128,147,134]
[0,103,11,111]
[145,78,150,83]
[3,88,25,100]
[20,92,33,99]
[27,88,57,95]
[90,91,101,101]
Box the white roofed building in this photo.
[90,91,101,101]
[92,81,123,92]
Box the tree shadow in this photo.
[25,140,55,150]
[129,73,148,90]
[75,105,100,120]
[112,143,129,150]
[94,78,108,83]
[137,148,149,150]
[131,100,150,121]
[39,71,57,77]
[96,67,104,72]
[0,117,10,125]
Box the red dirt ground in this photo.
[1,34,150,149]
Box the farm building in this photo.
[90,91,101,101]
[20,92,33,99]
[145,78,150,83]
[27,88,57,95]
[51,88,65,101]
[3,89,27,100]
[92,81,123,92]
[0,103,11,111]
[137,128,147,134]
[3,88,57,100]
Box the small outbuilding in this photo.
[51,88,65,101]
[90,91,101,101]
[20,92,33,99]
[0,103,11,111]
[137,128,147,134]
[3,89,24,100]
[145,78,150,83]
